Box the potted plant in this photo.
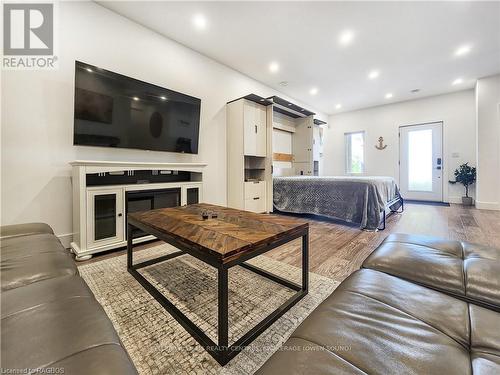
[449,163,476,206]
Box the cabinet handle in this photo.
[118,213,123,217]
[255,125,258,133]
[253,197,260,200]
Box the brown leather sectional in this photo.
[257,233,500,374]
[3,223,499,374]
[0,223,137,374]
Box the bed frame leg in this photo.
[378,210,386,231]
[380,195,404,231]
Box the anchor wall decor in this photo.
[375,136,387,150]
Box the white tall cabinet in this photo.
[291,116,315,175]
[227,96,273,213]
[243,101,267,157]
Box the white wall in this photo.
[476,74,500,210]
[323,90,476,203]
[0,1,326,245]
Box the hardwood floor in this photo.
[264,203,500,281]
[79,203,500,282]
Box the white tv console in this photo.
[70,160,206,260]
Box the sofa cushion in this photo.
[256,337,365,375]
[0,276,136,374]
[1,233,77,291]
[257,269,500,375]
[48,344,138,375]
[362,233,500,309]
[470,304,500,368]
[1,275,92,317]
[0,222,54,239]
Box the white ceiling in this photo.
[98,1,500,115]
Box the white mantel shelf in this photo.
[70,160,207,167]
[70,160,207,174]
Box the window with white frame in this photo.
[345,131,365,174]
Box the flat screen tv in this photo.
[73,61,201,154]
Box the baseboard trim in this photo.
[405,200,450,207]
[447,196,464,204]
[57,232,74,249]
[475,200,500,210]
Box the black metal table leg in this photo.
[217,267,229,363]
[218,267,229,362]
[302,232,309,293]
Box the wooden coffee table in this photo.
[127,203,309,365]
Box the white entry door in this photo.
[399,122,443,201]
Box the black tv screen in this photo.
[73,61,201,154]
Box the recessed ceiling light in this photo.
[288,103,293,106]
[385,93,393,99]
[335,104,342,109]
[85,67,93,73]
[309,87,318,95]
[269,61,279,73]
[133,96,139,101]
[454,45,471,57]
[339,30,354,46]
[160,96,167,100]
[192,14,207,30]
[452,78,464,85]
[368,70,380,80]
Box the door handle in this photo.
[436,166,442,170]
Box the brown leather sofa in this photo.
[257,233,500,374]
[1,223,137,374]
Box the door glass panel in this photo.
[408,129,433,191]
[94,194,116,240]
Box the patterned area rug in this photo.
[78,244,338,374]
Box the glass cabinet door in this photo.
[186,187,199,205]
[87,189,124,248]
[94,194,118,240]
[182,185,201,205]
